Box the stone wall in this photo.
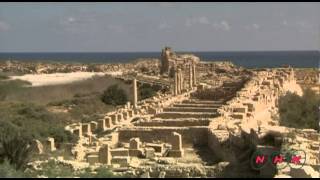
[134,118,211,127]
[118,126,208,147]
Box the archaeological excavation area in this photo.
[38,48,319,178]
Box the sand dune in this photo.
[9,72,107,87]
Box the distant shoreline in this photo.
[0,51,319,68]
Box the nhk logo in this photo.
[250,149,306,170]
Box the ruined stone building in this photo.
[160,47,200,75]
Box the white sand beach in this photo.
[9,72,107,87]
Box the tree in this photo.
[101,85,128,106]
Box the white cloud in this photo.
[67,17,75,23]
[221,21,231,31]
[185,16,210,27]
[252,24,260,30]
[245,23,261,31]
[0,21,10,32]
[198,16,210,25]
[158,22,171,30]
[283,20,288,26]
[296,21,313,29]
[212,20,231,31]
[107,24,124,33]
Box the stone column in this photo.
[192,64,196,86]
[46,137,56,152]
[110,114,118,125]
[82,123,91,135]
[174,69,178,95]
[168,132,184,157]
[189,64,193,89]
[117,113,123,123]
[90,121,98,132]
[179,69,184,92]
[97,119,106,130]
[73,124,82,138]
[133,78,138,109]
[129,137,143,157]
[171,132,182,151]
[177,68,181,94]
[99,144,111,165]
[105,117,112,129]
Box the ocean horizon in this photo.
[0,50,319,68]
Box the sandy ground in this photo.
[9,72,107,86]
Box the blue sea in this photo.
[0,51,319,68]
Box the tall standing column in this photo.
[133,78,138,109]
[189,64,193,89]
[177,68,181,94]
[174,69,178,95]
[192,64,196,86]
[180,69,184,93]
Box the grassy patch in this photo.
[0,102,76,144]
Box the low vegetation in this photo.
[278,88,319,131]
[138,83,163,100]
[101,84,128,106]
[0,79,31,101]
[0,121,36,171]
[0,103,76,144]
[0,160,26,178]
[0,72,162,177]
[25,160,127,178]
[0,74,9,80]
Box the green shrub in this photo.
[138,83,163,100]
[29,159,74,178]
[101,84,128,106]
[0,159,26,178]
[0,121,35,171]
[0,102,76,144]
[78,166,126,178]
[278,88,319,131]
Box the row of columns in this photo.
[174,63,197,96]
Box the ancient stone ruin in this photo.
[36,48,319,178]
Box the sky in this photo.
[0,2,319,52]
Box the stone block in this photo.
[87,154,99,165]
[104,117,112,129]
[129,149,143,157]
[167,150,184,157]
[98,144,111,165]
[110,114,118,125]
[117,113,123,122]
[110,148,129,156]
[82,123,91,135]
[129,137,141,149]
[145,143,165,154]
[97,119,106,130]
[90,121,98,132]
[145,147,155,159]
[111,156,130,167]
